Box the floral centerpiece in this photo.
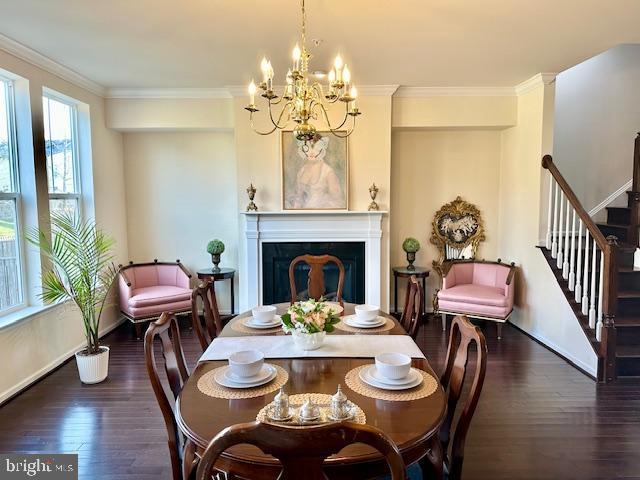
[206,239,225,272]
[281,298,341,350]
[402,237,421,271]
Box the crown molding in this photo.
[514,73,556,96]
[105,88,231,99]
[394,86,516,97]
[0,33,106,97]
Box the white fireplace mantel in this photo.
[239,211,387,311]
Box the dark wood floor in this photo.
[1,317,640,480]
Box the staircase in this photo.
[540,133,640,382]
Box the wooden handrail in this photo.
[633,132,640,193]
[542,155,608,250]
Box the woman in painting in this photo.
[288,133,344,209]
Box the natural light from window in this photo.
[0,78,24,315]
[43,94,80,219]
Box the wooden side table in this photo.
[197,267,236,316]
[392,266,429,319]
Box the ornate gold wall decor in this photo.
[430,196,485,276]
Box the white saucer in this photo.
[359,365,423,390]
[214,364,277,388]
[342,314,386,329]
[243,315,281,329]
[368,366,421,386]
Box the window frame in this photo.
[0,77,27,317]
[42,90,82,219]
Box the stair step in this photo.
[616,345,640,358]
[618,290,640,299]
[615,316,640,326]
[606,206,632,226]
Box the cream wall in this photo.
[390,129,502,310]
[553,44,640,212]
[123,131,238,312]
[0,49,128,402]
[498,81,598,375]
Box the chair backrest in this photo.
[288,254,345,304]
[401,275,422,339]
[144,313,190,480]
[191,281,222,351]
[119,259,192,289]
[195,421,405,480]
[440,315,488,480]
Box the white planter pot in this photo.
[292,331,326,351]
[75,346,110,384]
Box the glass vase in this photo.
[291,331,326,351]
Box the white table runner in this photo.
[199,335,425,362]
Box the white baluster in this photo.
[596,251,604,341]
[589,239,597,328]
[569,209,577,289]
[546,177,554,249]
[563,197,571,279]
[552,182,559,258]
[581,229,590,315]
[575,219,583,303]
[557,191,564,268]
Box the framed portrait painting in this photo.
[281,131,348,210]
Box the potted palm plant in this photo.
[27,212,118,384]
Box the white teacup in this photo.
[252,305,277,324]
[229,350,264,378]
[375,352,411,380]
[354,304,380,322]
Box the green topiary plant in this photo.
[402,237,421,253]
[206,239,225,255]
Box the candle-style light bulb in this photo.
[334,54,343,70]
[350,85,358,110]
[328,69,336,84]
[248,80,257,105]
[260,56,269,80]
[342,65,351,87]
[286,69,293,85]
[292,44,301,70]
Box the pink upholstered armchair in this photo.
[118,260,193,338]
[437,260,516,339]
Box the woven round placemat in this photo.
[334,316,395,334]
[256,393,366,424]
[230,317,283,335]
[344,365,438,402]
[197,364,289,399]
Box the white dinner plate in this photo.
[358,365,423,390]
[342,315,386,329]
[214,364,277,389]
[243,315,282,329]
[368,366,421,386]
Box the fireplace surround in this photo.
[240,211,386,311]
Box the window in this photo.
[0,77,24,314]
[43,93,80,218]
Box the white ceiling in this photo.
[1,0,640,89]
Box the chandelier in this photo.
[245,0,361,143]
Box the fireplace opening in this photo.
[262,242,365,305]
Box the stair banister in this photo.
[630,133,640,247]
[542,154,618,382]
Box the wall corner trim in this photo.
[514,73,557,96]
[0,33,106,97]
[106,88,232,99]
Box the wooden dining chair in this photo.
[436,315,488,480]
[144,313,197,480]
[190,281,222,351]
[196,421,406,480]
[288,254,346,305]
[400,275,423,340]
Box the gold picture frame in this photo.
[280,130,349,211]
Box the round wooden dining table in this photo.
[176,303,447,479]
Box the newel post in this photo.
[599,235,618,383]
[629,133,640,246]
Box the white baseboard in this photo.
[0,317,126,404]
[512,322,597,377]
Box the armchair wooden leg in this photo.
[497,322,503,340]
[134,322,142,340]
[182,439,197,480]
[419,436,444,479]
[441,313,447,332]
